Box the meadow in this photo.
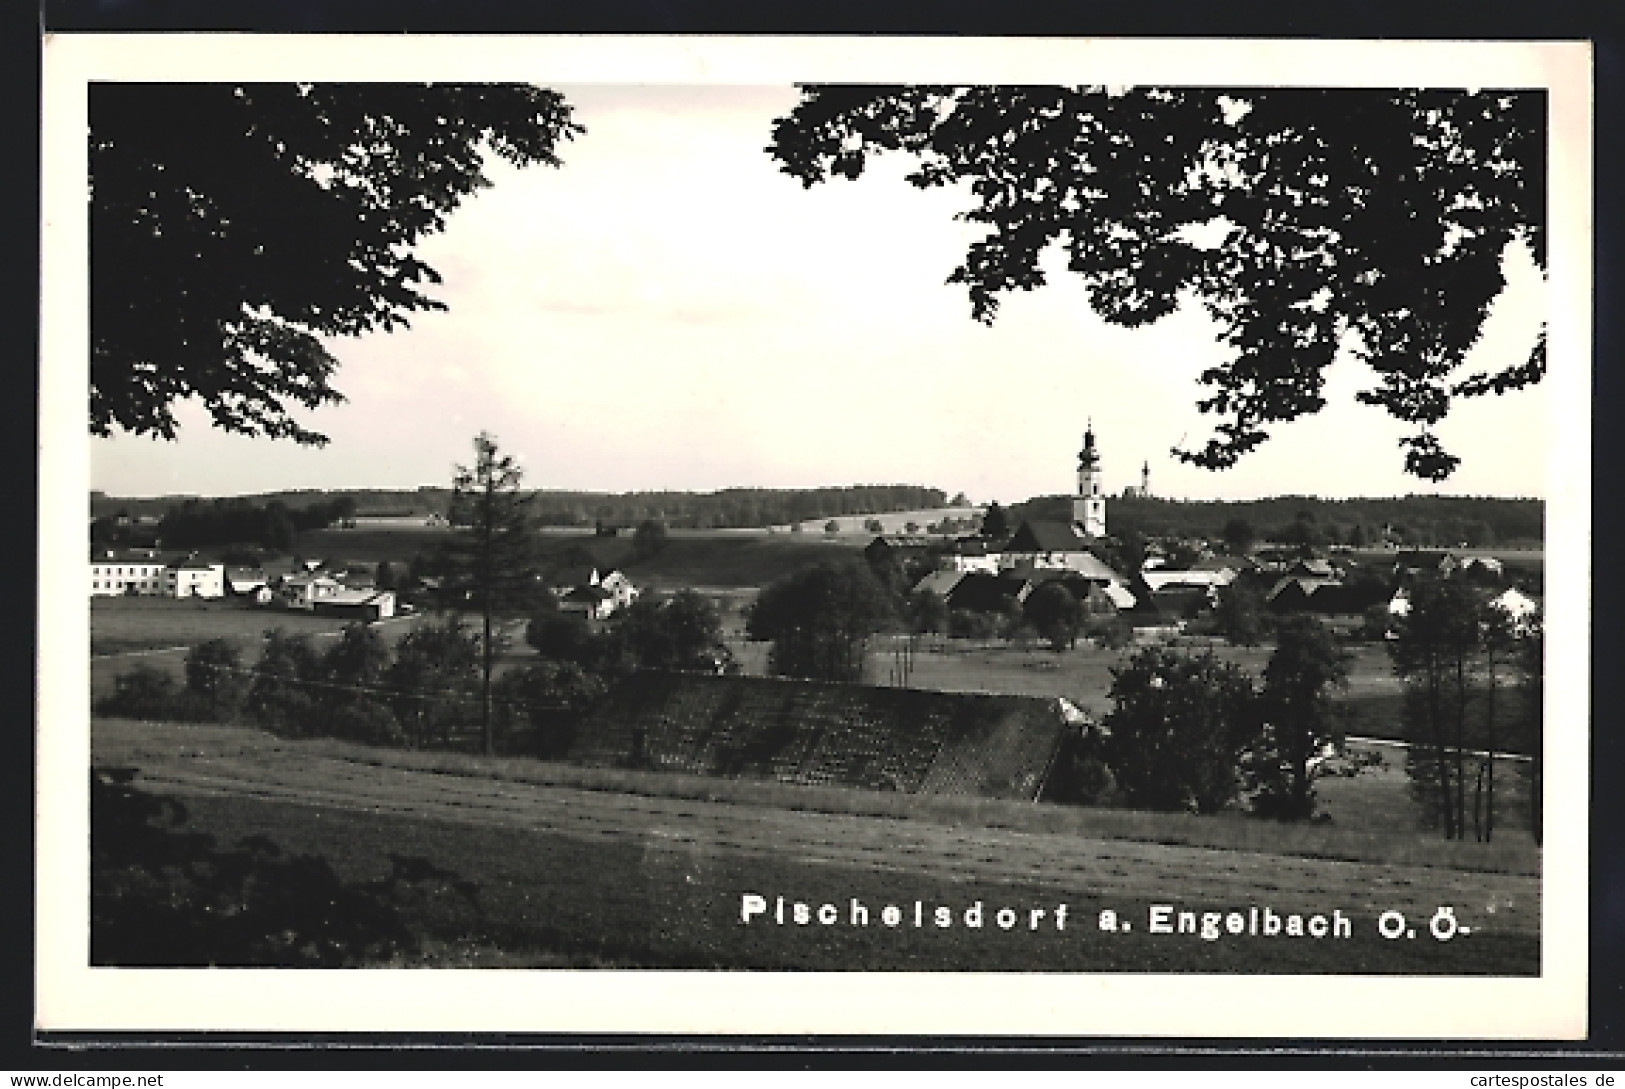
[89,597,429,701]
[848,636,1429,743]
[90,595,358,656]
[295,524,866,590]
[92,718,1539,973]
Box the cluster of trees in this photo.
[743,555,1130,685]
[92,84,1540,496]
[97,495,360,552]
[1046,589,1543,840]
[526,591,734,680]
[1390,577,1543,843]
[97,622,605,756]
[1047,616,1350,820]
[1008,495,1543,550]
[771,86,1543,482]
[92,83,583,447]
[747,560,896,683]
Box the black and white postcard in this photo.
[38,35,1592,1038]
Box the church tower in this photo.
[1141,460,1151,498]
[1073,421,1107,538]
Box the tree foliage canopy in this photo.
[1249,615,1350,820]
[748,558,895,683]
[444,433,540,755]
[769,86,1545,480]
[1100,647,1261,814]
[91,83,582,445]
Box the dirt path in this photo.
[95,721,1539,936]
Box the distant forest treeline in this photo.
[90,485,954,544]
[93,496,360,552]
[1009,494,1543,548]
[91,488,1543,550]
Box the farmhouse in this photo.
[552,566,640,619]
[168,556,227,598]
[1491,587,1540,634]
[942,537,1000,574]
[312,588,397,621]
[90,548,229,599]
[597,569,641,612]
[559,583,614,620]
[277,572,344,610]
[1140,566,1238,593]
[90,548,169,596]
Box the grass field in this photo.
[90,596,358,656]
[92,719,1540,972]
[295,526,865,591]
[848,634,1405,719]
[89,598,431,701]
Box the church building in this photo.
[1074,422,1108,538]
[996,422,1121,576]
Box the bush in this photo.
[1086,616,1134,649]
[526,611,600,666]
[325,702,405,746]
[184,638,249,719]
[949,609,1001,640]
[631,520,669,561]
[388,620,481,749]
[92,769,480,966]
[97,664,200,721]
[1100,647,1262,814]
[1040,733,1119,806]
[603,591,729,674]
[748,559,894,683]
[243,630,325,736]
[493,661,608,757]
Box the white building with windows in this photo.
[165,557,226,598]
[89,549,169,596]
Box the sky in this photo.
[89,83,1551,504]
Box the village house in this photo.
[1491,587,1541,634]
[225,567,273,604]
[166,555,227,598]
[942,537,1001,574]
[311,587,397,621]
[89,548,170,596]
[879,423,1142,613]
[277,571,345,610]
[90,549,227,599]
[551,565,641,620]
[559,583,615,620]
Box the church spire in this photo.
[1074,420,1107,537]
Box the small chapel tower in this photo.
[1073,421,1108,538]
[1141,460,1151,498]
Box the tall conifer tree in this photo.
[444,433,538,755]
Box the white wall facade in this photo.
[167,565,225,599]
[90,560,168,596]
